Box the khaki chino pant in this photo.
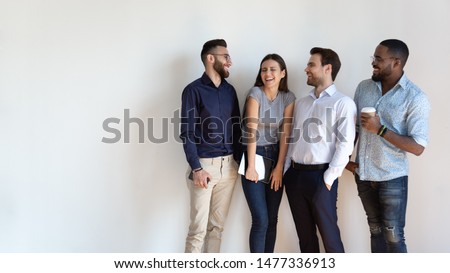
[185,154,238,253]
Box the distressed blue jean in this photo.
[356,175,408,253]
[241,144,282,253]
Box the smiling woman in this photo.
[240,53,295,253]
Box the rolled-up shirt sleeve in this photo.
[407,93,430,148]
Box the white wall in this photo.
[1,0,449,252]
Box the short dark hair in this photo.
[200,39,227,64]
[254,53,289,92]
[310,47,341,81]
[380,39,409,67]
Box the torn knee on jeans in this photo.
[369,225,383,235]
[384,226,400,243]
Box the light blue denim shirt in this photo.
[354,73,430,181]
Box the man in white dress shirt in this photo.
[284,47,356,253]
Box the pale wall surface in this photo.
[1,0,449,252]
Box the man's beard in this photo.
[371,66,390,82]
[214,60,229,78]
[371,74,382,82]
[306,77,315,86]
[306,75,321,87]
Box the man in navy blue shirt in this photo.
[180,39,242,253]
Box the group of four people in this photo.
[180,38,430,253]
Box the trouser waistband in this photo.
[200,154,234,164]
[291,161,329,171]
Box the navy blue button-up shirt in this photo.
[180,73,242,170]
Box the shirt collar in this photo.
[308,84,337,99]
[397,73,409,90]
[200,72,214,86]
[374,72,409,93]
[200,72,228,89]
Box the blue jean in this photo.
[356,175,408,253]
[241,144,282,253]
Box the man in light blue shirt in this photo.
[346,39,430,253]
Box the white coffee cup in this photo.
[361,107,376,117]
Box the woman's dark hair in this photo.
[254,53,289,92]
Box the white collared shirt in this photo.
[285,84,357,186]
